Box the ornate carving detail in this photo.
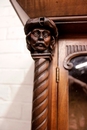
[24,17,58,54]
[64,45,87,70]
[24,17,58,130]
[32,58,49,130]
[66,45,87,55]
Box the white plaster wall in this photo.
[0,0,34,130]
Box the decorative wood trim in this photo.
[24,17,58,130]
[32,58,50,130]
[50,16,87,23]
[64,45,87,70]
[66,45,87,55]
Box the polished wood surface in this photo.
[49,43,58,130]
[32,58,50,130]
[58,35,87,130]
[24,17,58,130]
[24,16,87,130]
[9,0,87,130]
[58,39,68,130]
[17,0,87,18]
[24,17,87,130]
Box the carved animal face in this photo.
[28,28,51,52]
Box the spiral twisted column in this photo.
[24,17,58,130]
[32,57,50,130]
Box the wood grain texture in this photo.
[32,58,50,130]
[23,14,87,130]
[58,36,87,130]
[49,43,58,130]
[66,45,87,55]
[58,40,69,130]
[63,45,87,70]
[17,0,87,18]
[24,17,58,130]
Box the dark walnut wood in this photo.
[64,45,87,70]
[24,17,58,130]
[32,58,50,130]
[24,16,87,130]
[24,17,58,54]
[17,0,87,18]
[9,1,87,130]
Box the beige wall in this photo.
[0,0,34,130]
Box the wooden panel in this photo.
[50,44,58,130]
[17,0,87,18]
[58,40,68,130]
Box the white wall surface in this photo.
[0,0,34,130]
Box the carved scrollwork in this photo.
[64,51,87,70]
[64,45,87,70]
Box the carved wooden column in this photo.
[32,55,51,130]
[24,17,58,130]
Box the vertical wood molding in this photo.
[24,17,58,130]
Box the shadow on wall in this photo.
[0,63,34,130]
[0,1,34,130]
